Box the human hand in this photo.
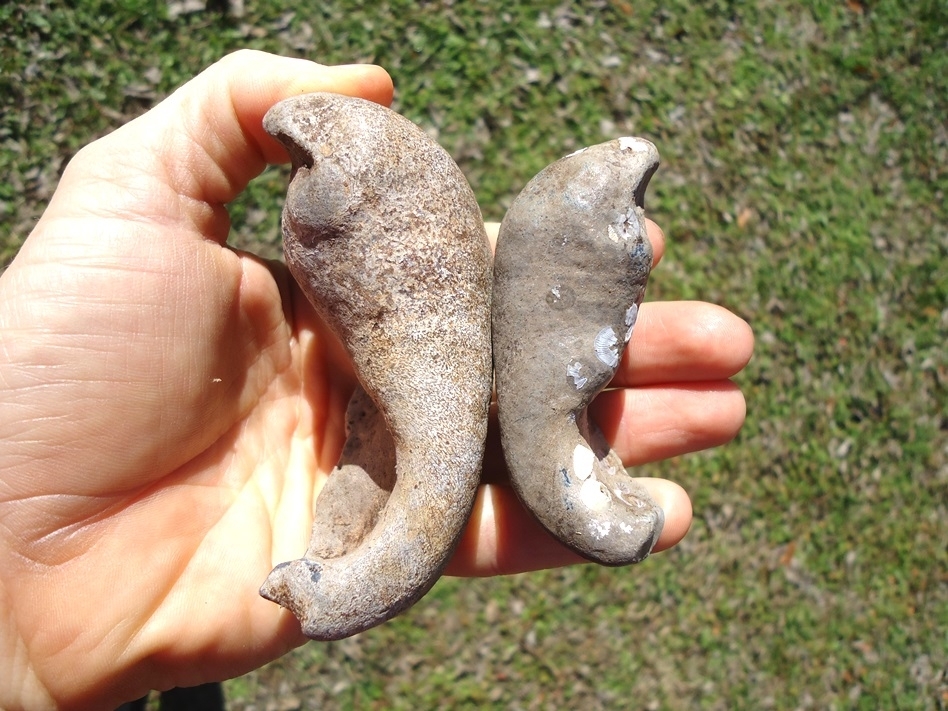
[0,50,751,710]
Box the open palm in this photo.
[0,51,751,710]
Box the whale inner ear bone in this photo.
[259,92,493,641]
[491,137,665,567]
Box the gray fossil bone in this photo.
[259,93,493,641]
[492,138,665,566]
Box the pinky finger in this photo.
[592,381,747,467]
[446,476,692,577]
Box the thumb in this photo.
[41,50,394,240]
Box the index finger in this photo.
[44,51,394,238]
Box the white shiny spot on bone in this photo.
[614,488,648,509]
[579,477,612,511]
[580,478,612,511]
[625,303,639,326]
[613,208,641,241]
[624,303,639,343]
[594,326,620,368]
[619,136,650,152]
[588,519,613,539]
[567,360,588,389]
[572,444,595,481]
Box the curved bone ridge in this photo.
[259,93,493,641]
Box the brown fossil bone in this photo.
[492,138,665,566]
[259,93,493,641]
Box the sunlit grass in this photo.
[2,1,945,708]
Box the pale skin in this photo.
[0,51,753,710]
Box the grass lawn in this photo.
[2,1,945,708]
